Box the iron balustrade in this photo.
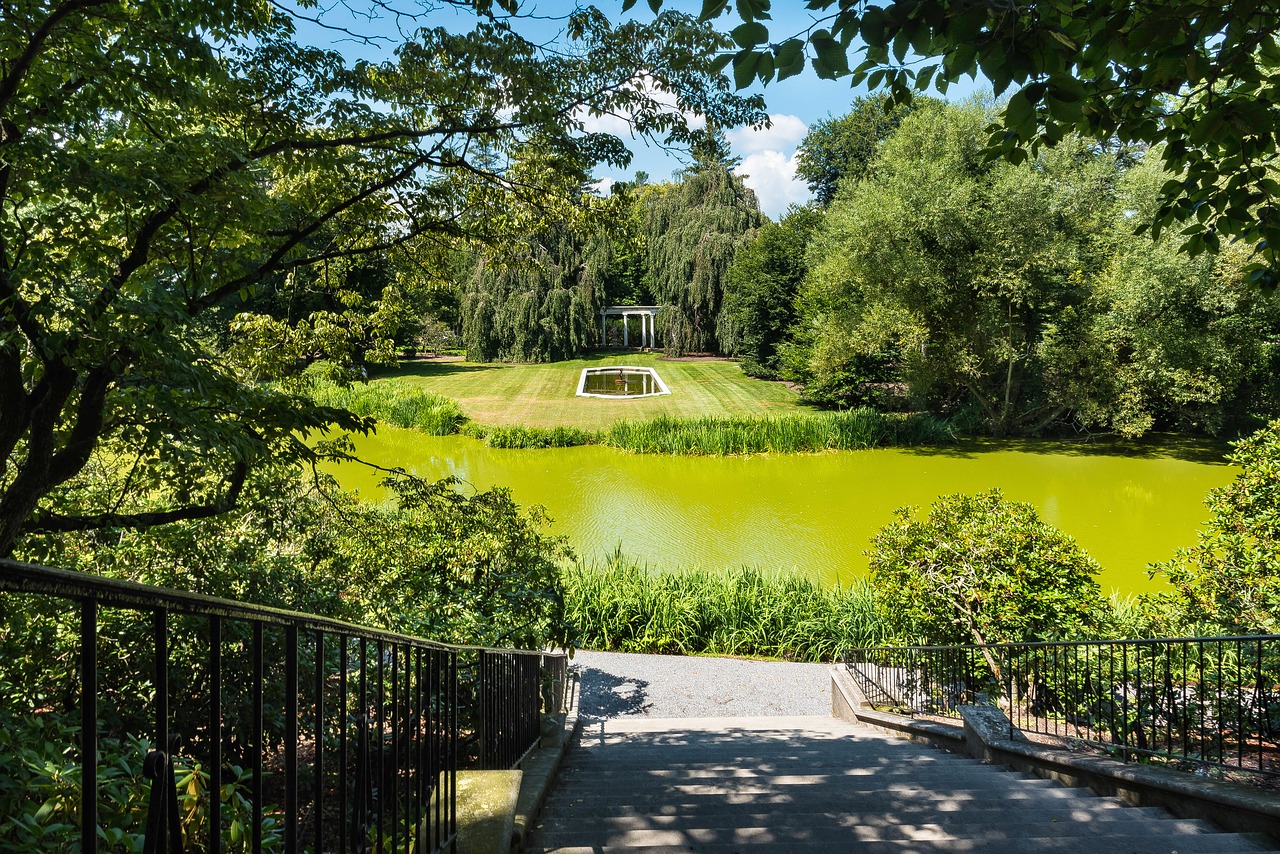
[0,559,567,853]
[846,636,1280,778]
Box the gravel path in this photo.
[570,650,833,720]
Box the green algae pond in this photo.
[325,429,1234,594]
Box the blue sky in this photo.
[290,1,985,219]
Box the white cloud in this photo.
[591,176,617,196]
[726,114,807,157]
[735,149,811,219]
[576,77,705,139]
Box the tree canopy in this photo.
[644,133,763,355]
[794,93,933,206]
[646,0,1280,284]
[789,100,1280,436]
[0,0,764,554]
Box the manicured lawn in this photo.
[380,353,807,429]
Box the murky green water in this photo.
[325,430,1234,593]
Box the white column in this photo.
[649,312,656,348]
[623,314,629,348]
[601,312,607,347]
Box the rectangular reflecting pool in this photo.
[576,366,670,398]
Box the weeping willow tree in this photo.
[645,134,763,355]
[461,222,611,362]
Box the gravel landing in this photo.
[570,650,833,720]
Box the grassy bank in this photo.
[314,376,952,455]
[562,556,885,661]
[382,353,804,429]
[309,377,465,434]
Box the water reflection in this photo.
[325,430,1234,593]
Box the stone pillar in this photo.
[622,314,629,348]
[601,312,607,347]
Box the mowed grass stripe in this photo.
[382,353,803,429]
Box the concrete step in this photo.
[537,793,1143,820]
[536,805,1187,833]
[534,816,1226,849]
[535,835,1274,854]
[552,770,1051,789]
[530,715,1279,854]
[541,779,1102,807]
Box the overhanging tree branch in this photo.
[22,460,249,534]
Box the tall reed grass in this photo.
[562,553,885,661]
[603,407,951,455]
[463,424,595,449]
[308,378,466,435]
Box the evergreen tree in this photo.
[644,131,763,355]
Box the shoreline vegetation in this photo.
[562,554,886,661]
[308,375,954,455]
[560,554,1161,661]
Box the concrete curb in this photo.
[512,671,582,852]
[829,665,1280,842]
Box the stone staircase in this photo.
[527,715,1278,853]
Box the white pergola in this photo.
[601,305,660,349]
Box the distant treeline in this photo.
[452,97,1280,441]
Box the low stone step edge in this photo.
[512,668,583,853]
[829,664,1280,845]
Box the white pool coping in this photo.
[576,366,671,398]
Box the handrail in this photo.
[0,558,551,654]
[846,636,1280,779]
[0,559,566,853]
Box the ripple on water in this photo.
[324,430,1234,593]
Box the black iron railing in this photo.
[0,559,566,853]
[846,636,1280,778]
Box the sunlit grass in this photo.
[379,353,804,430]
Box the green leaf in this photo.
[1005,89,1036,130]
[755,50,775,83]
[860,6,887,45]
[733,51,758,89]
[622,0,638,11]
[776,39,806,81]
[811,29,850,76]
[916,63,938,90]
[731,21,769,49]
[699,0,729,20]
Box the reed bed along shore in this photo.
[561,556,885,661]
[602,409,952,454]
[463,423,594,449]
[313,377,953,455]
[308,377,466,435]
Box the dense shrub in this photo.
[869,489,1104,650]
[1154,420,1280,633]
